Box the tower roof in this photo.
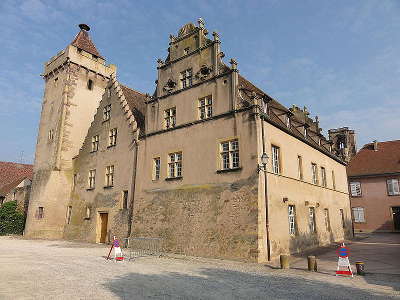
[71,24,103,59]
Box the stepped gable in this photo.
[71,27,103,59]
[0,162,33,196]
[120,84,146,132]
[348,140,400,176]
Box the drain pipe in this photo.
[261,115,271,261]
[127,138,138,239]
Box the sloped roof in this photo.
[120,84,146,132]
[71,30,103,59]
[347,140,400,177]
[0,161,33,196]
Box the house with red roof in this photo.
[347,140,400,232]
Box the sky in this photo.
[1,0,399,164]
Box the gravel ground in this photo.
[0,236,399,299]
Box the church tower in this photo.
[328,127,357,163]
[25,24,115,239]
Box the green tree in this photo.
[0,201,26,235]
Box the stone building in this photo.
[328,127,357,163]
[26,20,353,262]
[348,140,400,232]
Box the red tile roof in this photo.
[347,140,400,176]
[0,161,33,196]
[120,84,146,133]
[71,30,103,59]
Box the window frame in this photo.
[66,206,72,224]
[108,128,117,147]
[88,169,96,189]
[308,207,316,233]
[349,181,362,197]
[332,170,336,190]
[167,152,182,179]
[153,157,161,180]
[311,163,318,185]
[91,135,99,152]
[387,179,400,196]
[164,107,176,129]
[198,96,213,120]
[105,165,114,187]
[297,155,303,180]
[122,190,129,210]
[340,209,345,228]
[180,68,193,89]
[37,207,44,219]
[321,166,327,187]
[288,205,296,235]
[271,145,281,175]
[219,139,240,171]
[352,207,366,223]
[87,79,93,90]
[324,208,330,231]
[103,104,111,121]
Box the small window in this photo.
[87,79,93,90]
[107,88,111,98]
[168,152,182,178]
[122,190,128,209]
[304,127,308,137]
[352,207,365,223]
[37,207,44,219]
[350,182,362,197]
[286,116,291,128]
[180,68,193,89]
[387,179,400,196]
[271,146,280,174]
[105,165,114,187]
[153,157,161,180]
[108,128,117,147]
[340,209,345,228]
[321,167,327,187]
[183,47,190,55]
[85,207,91,219]
[262,98,268,114]
[88,169,96,189]
[308,207,316,233]
[311,163,318,185]
[91,135,99,152]
[220,139,240,170]
[288,205,296,235]
[66,206,72,224]
[48,129,54,141]
[198,96,212,120]
[324,209,330,231]
[332,170,336,190]
[73,174,77,188]
[103,104,111,121]
[297,155,303,180]
[164,108,176,129]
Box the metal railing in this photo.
[125,237,164,260]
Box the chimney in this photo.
[373,140,378,151]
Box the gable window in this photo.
[122,190,128,209]
[271,146,280,174]
[164,107,176,129]
[311,163,318,185]
[297,155,303,180]
[108,128,117,147]
[288,205,296,235]
[66,206,72,224]
[220,139,239,170]
[105,165,114,187]
[88,169,96,189]
[37,207,44,219]
[324,209,330,231]
[308,207,316,233]
[87,79,93,90]
[199,96,212,120]
[91,135,99,152]
[332,170,336,190]
[387,179,400,196]
[350,181,362,197]
[321,167,327,187]
[352,207,365,223]
[153,157,161,180]
[103,104,111,121]
[180,68,193,89]
[168,152,182,178]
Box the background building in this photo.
[348,140,400,232]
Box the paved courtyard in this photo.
[0,234,399,299]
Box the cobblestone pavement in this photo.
[0,236,399,299]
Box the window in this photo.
[321,167,327,187]
[183,47,190,55]
[48,129,54,141]
[332,170,336,190]
[387,179,400,196]
[108,128,117,147]
[309,207,316,233]
[286,116,291,128]
[168,152,182,178]
[88,169,96,189]
[122,190,128,209]
[350,181,362,197]
[262,98,268,114]
[220,139,240,170]
[340,209,345,228]
[288,205,296,235]
[85,207,91,219]
[324,209,330,231]
[352,207,365,223]
[66,206,72,224]
[103,104,111,121]
[107,88,111,98]
[304,127,308,137]
[180,68,193,88]
[37,207,44,219]
[271,146,280,174]
[297,155,303,180]
[153,157,161,180]
[105,165,114,187]
[164,107,176,129]
[198,96,212,119]
[73,174,77,188]
[311,163,318,185]
[91,135,99,152]
[87,79,93,90]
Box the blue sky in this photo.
[1,0,399,163]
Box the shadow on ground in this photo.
[103,268,396,299]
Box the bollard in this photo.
[355,261,365,276]
[280,254,290,269]
[307,256,318,272]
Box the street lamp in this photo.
[258,152,269,172]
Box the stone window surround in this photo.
[219,139,240,171]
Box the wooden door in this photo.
[99,213,108,243]
[393,207,400,231]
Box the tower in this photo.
[328,127,357,163]
[25,24,115,239]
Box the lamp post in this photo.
[258,152,269,172]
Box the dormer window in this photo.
[184,47,190,55]
[107,88,111,98]
[180,69,193,89]
[304,127,308,137]
[87,79,93,90]
[286,116,291,128]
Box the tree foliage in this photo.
[0,201,26,235]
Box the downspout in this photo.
[127,138,138,239]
